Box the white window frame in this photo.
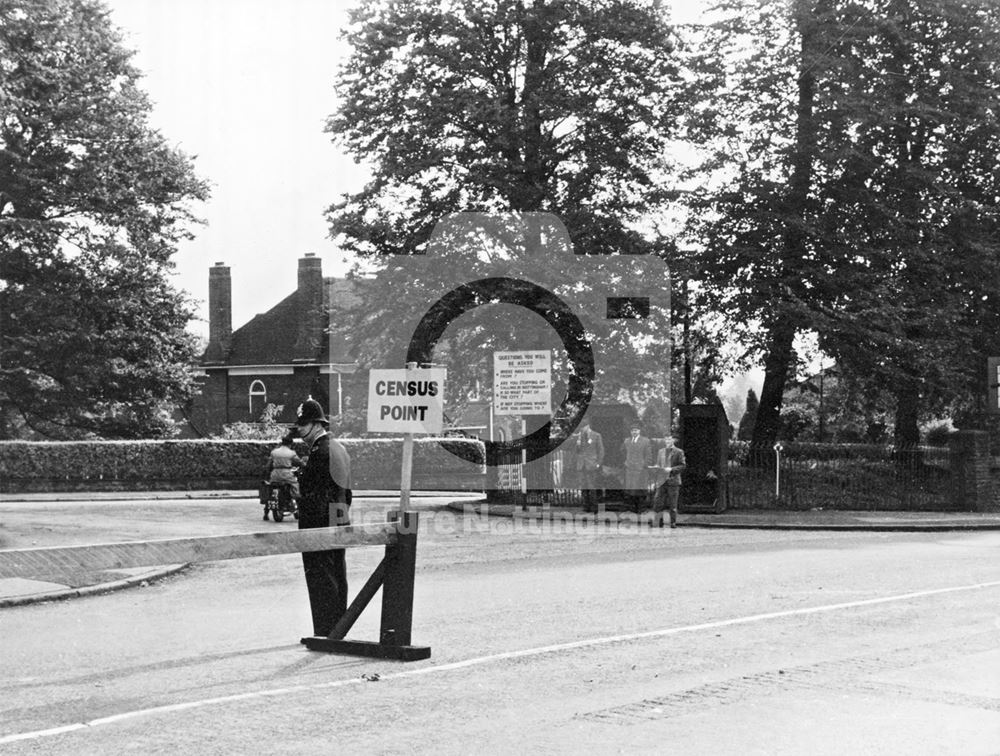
[248,379,267,416]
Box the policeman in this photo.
[294,398,352,637]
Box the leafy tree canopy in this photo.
[325,0,684,416]
[0,0,209,438]
[736,388,758,441]
[682,0,1000,445]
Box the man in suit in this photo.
[622,422,652,514]
[574,417,604,513]
[652,435,686,528]
[295,398,352,637]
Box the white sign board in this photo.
[367,368,446,433]
[493,350,551,416]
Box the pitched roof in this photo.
[204,277,362,367]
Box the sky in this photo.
[105,0,366,339]
[104,0,715,342]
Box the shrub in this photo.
[222,403,288,439]
[0,438,485,492]
[924,421,953,447]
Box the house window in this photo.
[249,380,267,419]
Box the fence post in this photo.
[773,443,783,504]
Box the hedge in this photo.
[0,438,486,493]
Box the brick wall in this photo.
[226,373,312,425]
[188,371,229,436]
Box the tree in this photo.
[682,0,843,449]
[670,269,737,407]
[325,0,684,408]
[810,0,1000,445]
[682,0,1000,448]
[737,388,758,441]
[0,0,209,438]
[779,367,894,443]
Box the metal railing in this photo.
[726,441,954,511]
[490,447,585,507]
[491,441,957,512]
[491,446,663,509]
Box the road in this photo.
[1,496,999,754]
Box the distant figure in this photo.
[573,417,604,513]
[621,422,652,514]
[651,435,686,528]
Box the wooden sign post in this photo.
[401,362,416,512]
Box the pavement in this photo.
[451,500,1000,531]
[2,490,1000,609]
[0,564,192,608]
[0,489,460,501]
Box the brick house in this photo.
[187,254,364,436]
[183,254,630,444]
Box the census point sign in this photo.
[367,368,446,434]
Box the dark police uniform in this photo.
[298,430,352,636]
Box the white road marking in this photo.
[4,578,1000,745]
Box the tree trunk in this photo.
[519,1,548,212]
[893,379,920,447]
[748,2,818,451]
[750,320,797,449]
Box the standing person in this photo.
[622,422,652,514]
[573,417,604,513]
[651,435,686,528]
[263,433,303,518]
[295,398,352,637]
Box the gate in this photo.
[0,513,431,661]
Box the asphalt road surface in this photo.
[1,496,999,754]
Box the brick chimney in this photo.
[293,253,324,361]
[204,262,232,363]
